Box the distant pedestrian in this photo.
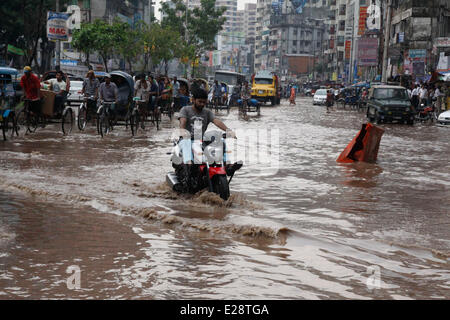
[411,84,419,109]
[326,89,334,112]
[289,86,296,105]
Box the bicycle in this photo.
[0,95,18,140]
[96,101,114,137]
[129,97,149,136]
[148,97,161,130]
[78,95,98,131]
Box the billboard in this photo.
[47,12,69,41]
[366,0,381,32]
[358,6,368,35]
[290,0,308,14]
[345,40,352,60]
[357,38,378,66]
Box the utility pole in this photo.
[55,0,61,70]
[381,0,392,83]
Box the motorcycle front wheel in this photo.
[212,175,230,201]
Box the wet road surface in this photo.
[0,97,449,299]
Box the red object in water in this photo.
[337,123,385,163]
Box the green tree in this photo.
[113,21,144,73]
[71,22,97,68]
[142,23,184,75]
[0,0,70,70]
[160,0,226,60]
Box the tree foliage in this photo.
[160,0,226,57]
[0,0,70,68]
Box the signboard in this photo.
[366,0,381,32]
[436,52,450,73]
[61,59,78,66]
[358,7,368,35]
[357,38,378,66]
[409,49,426,59]
[47,12,69,41]
[435,37,450,48]
[7,44,24,56]
[398,32,404,43]
[345,40,352,60]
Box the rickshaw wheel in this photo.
[99,114,109,138]
[62,108,73,135]
[78,105,87,131]
[130,110,139,136]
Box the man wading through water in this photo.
[176,88,236,191]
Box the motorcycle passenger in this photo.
[98,74,118,113]
[20,66,41,114]
[178,88,235,166]
[81,70,99,113]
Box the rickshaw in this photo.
[192,78,209,93]
[337,87,359,110]
[0,67,19,140]
[128,74,163,136]
[15,71,74,136]
[238,98,261,116]
[206,80,230,112]
[96,70,134,137]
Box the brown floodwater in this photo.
[0,98,449,299]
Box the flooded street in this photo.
[0,97,449,299]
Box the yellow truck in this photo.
[251,71,280,105]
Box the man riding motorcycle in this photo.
[175,87,237,193]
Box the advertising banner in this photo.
[366,0,381,32]
[358,7,368,35]
[47,12,69,41]
[408,49,426,60]
[357,38,378,66]
[345,40,352,60]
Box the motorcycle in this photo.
[415,102,437,123]
[166,130,242,200]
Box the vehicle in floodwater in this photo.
[167,130,242,200]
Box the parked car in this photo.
[366,85,415,125]
[67,80,83,106]
[313,89,328,105]
[437,110,450,125]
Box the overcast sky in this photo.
[154,0,258,21]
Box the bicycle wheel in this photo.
[154,108,161,130]
[62,108,73,135]
[7,112,16,140]
[28,113,39,133]
[15,109,27,137]
[99,113,109,138]
[1,116,6,141]
[130,110,139,136]
[78,105,87,131]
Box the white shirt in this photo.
[407,89,412,99]
[134,80,150,101]
[48,78,67,93]
[433,88,442,98]
[419,88,427,99]
[411,88,419,96]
